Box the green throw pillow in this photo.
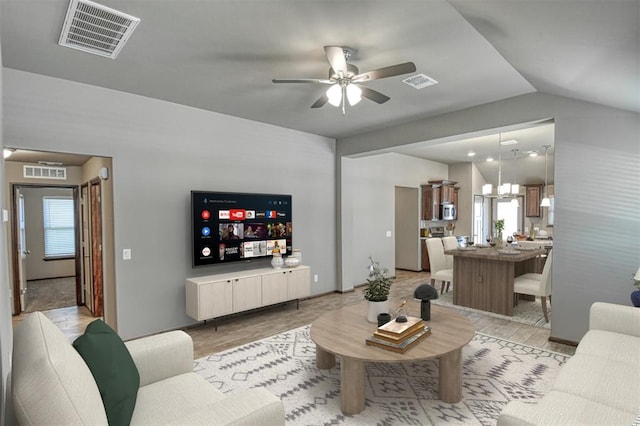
[73,319,140,426]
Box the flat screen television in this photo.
[191,191,292,267]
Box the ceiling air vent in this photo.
[24,165,67,180]
[402,73,438,90]
[59,0,140,59]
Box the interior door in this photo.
[90,180,103,317]
[81,184,93,312]
[395,186,420,271]
[16,189,28,311]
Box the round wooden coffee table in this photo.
[310,300,474,415]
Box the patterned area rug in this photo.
[194,325,569,425]
[431,289,551,329]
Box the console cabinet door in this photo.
[200,279,233,319]
[261,271,288,306]
[232,275,262,312]
[286,268,311,300]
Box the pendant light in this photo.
[510,148,520,206]
[497,133,509,196]
[540,145,551,207]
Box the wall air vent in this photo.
[23,165,67,180]
[59,0,141,59]
[402,73,438,90]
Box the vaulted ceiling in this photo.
[1,0,638,185]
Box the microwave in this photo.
[441,203,456,220]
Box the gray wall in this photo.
[2,69,337,340]
[0,36,15,425]
[338,92,640,343]
[340,153,448,290]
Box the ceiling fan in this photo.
[272,46,416,115]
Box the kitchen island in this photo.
[444,247,545,316]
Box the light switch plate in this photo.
[123,249,131,260]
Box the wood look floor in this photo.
[12,270,576,358]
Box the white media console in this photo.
[185,265,311,323]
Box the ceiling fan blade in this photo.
[353,62,416,82]
[272,78,332,84]
[360,86,390,104]
[311,94,329,108]
[324,46,348,76]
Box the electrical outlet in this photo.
[314,274,318,283]
[123,249,131,260]
[386,230,392,237]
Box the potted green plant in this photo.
[494,219,505,248]
[364,257,393,323]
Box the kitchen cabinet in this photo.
[422,181,459,221]
[525,185,543,217]
[452,187,459,212]
[421,185,437,220]
[441,185,456,203]
[421,239,431,271]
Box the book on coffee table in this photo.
[373,324,427,344]
[366,326,431,353]
[375,316,424,340]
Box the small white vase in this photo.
[367,300,390,323]
[271,253,284,269]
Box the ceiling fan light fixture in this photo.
[326,84,342,107]
[346,84,362,106]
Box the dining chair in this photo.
[518,240,546,272]
[514,249,553,322]
[442,236,458,269]
[426,238,453,294]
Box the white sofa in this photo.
[12,311,285,425]
[498,302,640,425]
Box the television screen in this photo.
[191,191,292,267]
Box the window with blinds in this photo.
[43,197,75,258]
